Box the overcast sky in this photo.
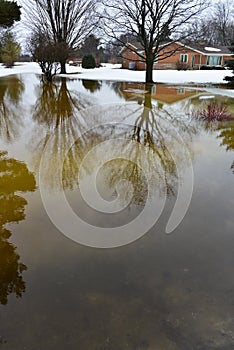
[14,0,232,53]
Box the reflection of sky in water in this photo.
[0,74,233,349]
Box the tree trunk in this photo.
[145,58,154,84]
[144,84,153,109]
[60,61,66,74]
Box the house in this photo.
[121,41,234,70]
[67,58,83,66]
[119,82,203,105]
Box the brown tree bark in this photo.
[145,58,154,84]
[60,61,66,74]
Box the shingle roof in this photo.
[121,41,233,56]
[121,42,144,53]
[178,42,232,55]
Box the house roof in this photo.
[120,42,144,53]
[121,40,233,56]
[176,42,232,56]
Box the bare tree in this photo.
[212,1,234,46]
[28,31,61,81]
[184,1,234,46]
[24,0,99,74]
[102,0,208,83]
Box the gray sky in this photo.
[14,0,233,53]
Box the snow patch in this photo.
[123,89,147,94]
[199,95,215,100]
[0,62,233,92]
[204,47,221,52]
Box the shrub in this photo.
[200,65,225,70]
[176,60,189,71]
[28,31,61,81]
[82,54,96,69]
[192,104,234,121]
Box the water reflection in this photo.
[0,76,24,142]
[91,86,195,202]
[0,76,233,348]
[33,77,92,127]
[217,121,234,173]
[0,151,36,304]
[113,81,202,107]
[30,78,95,185]
[82,79,102,93]
[38,83,196,208]
[193,102,234,173]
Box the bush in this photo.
[192,104,234,121]
[82,54,96,69]
[176,60,189,71]
[200,65,225,70]
[28,31,61,81]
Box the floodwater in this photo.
[0,74,234,349]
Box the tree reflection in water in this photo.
[81,85,195,205]
[217,121,234,173]
[82,80,102,93]
[38,82,196,210]
[31,77,95,188]
[0,151,36,305]
[193,103,234,174]
[0,76,24,142]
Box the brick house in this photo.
[119,82,203,105]
[121,41,233,70]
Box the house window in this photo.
[180,54,188,63]
[154,54,158,63]
[177,88,185,94]
[206,56,222,66]
[152,84,156,94]
[128,62,136,70]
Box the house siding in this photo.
[122,42,233,70]
[122,48,146,70]
[155,43,198,69]
[120,82,201,104]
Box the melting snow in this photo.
[0,62,233,89]
[199,95,215,100]
[204,47,221,52]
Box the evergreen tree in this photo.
[0,31,20,67]
[0,0,21,28]
[224,42,234,85]
[82,54,96,69]
[77,35,100,58]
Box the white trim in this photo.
[120,43,138,54]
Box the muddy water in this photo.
[0,74,233,349]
